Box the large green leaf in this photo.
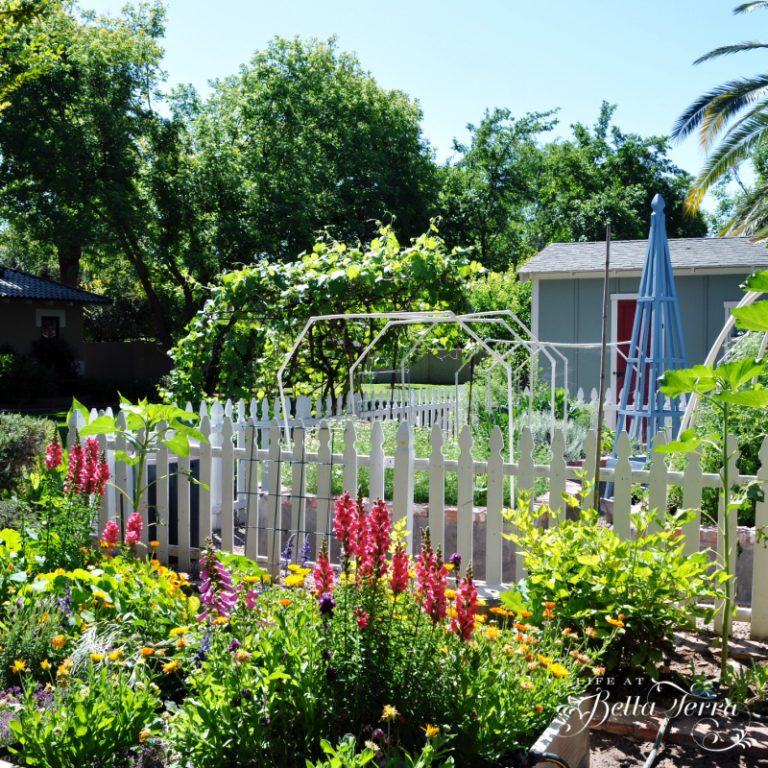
[716,389,768,408]
[659,366,717,397]
[79,415,117,437]
[743,269,768,292]
[716,358,767,389]
[732,301,768,332]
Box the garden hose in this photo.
[528,752,572,768]
[642,716,672,768]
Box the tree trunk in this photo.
[57,241,81,286]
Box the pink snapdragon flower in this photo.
[313,540,335,598]
[64,436,109,496]
[45,435,63,470]
[333,492,359,559]
[415,531,448,623]
[360,499,391,579]
[101,520,120,547]
[390,543,410,595]
[451,566,478,641]
[124,512,143,547]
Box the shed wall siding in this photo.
[0,302,85,357]
[537,273,751,394]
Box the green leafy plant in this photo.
[71,396,206,536]
[9,664,162,768]
[502,493,719,675]
[0,412,54,494]
[658,268,768,682]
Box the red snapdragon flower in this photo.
[313,539,335,597]
[451,566,478,641]
[333,492,359,559]
[124,512,143,547]
[101,520,119,547]
[45,434,63,470]
[390,543,409,595]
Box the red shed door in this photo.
[615,299,637,400]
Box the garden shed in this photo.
[519,236,768,395]
[0,265,109,361]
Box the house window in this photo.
[40,315,60,339]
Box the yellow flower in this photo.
[381,704,399,722]
[169,626,190,637]
[139,728,151,743]
[57,659,73,677]
[213,616,229,625]
[41,612,49,622]
[445,589,457,599]
[475,614,486,624]
[234,649,251,664]
[40,659,51,671]
[243,575,260,584]
[423,724,440,738]
[549,663,569,679]
[149,540,160,548]
[54,568,66,575]
[606,617,625,628]
[139,647,155,657]
[51,634,67,650]
[90,653,105,663]
[519,679,534,691]
[175,637,188,649]
[537,654,552,667]
[444,563,454,571]
[287,563,302,572]
[283,574,305,588]
[162,659,181,674]
[93,590,107,600]
[11,659,27,674]
[484,626,501,642]
[108,649,124,662]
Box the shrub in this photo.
[503,495,720,675]
[0,412,55,493]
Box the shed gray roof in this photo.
[519,237,768,277]
[0,266,110,304]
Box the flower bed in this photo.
[0,424,601,768]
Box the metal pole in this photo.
[593,224,611,512]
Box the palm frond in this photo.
[672,75,768,142]
[686,109,768,209]
[695,41,768,64]
[725,178,768,238]
[734,1,768,14]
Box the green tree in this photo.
[536,102,707,244]
[673,2,768,217]
[0,0,62,109]
[438,108,556,270]
[163,225,482,404]
[0,2,185,346]
[183,37,438,263]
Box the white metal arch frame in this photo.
[277,311,453,443]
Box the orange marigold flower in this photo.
[606,617,625,628]
[535,704,543,713]
[51,634,67,650]
[162,659,181,674]
[139,647,155,656]
[519,610,533,619]
[279,597,292,607]
[544,601,556,609]
[423,724,440,738]
[139,728,151,743]
[175,637,188,649]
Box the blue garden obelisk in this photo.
[614,194,687,450]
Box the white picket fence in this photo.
[68,398,768,641]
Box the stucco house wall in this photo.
[0,300,86,358]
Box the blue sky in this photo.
[86,0,761,181]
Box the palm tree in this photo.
[673,2,768,220]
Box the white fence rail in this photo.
[68,399,768,641]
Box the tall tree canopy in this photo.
[177,37,437,263]
[439,103,707,269]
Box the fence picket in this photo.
[343,421,358,499]
[220,417,235,553]
[265,422,283,577]
[485,425,504,584]
[290,426,307,559]
[198,417,212,550]
[456,425,474,563]
[681,451,703,557]
[752,437,768,640]
[548,428,566,523]
[613,432,633,540]
[176,448,191,572]
[155,424,170,562]
[369,421,385,502]
[428,424,446,553]
[715,435,739,635]
[393,421,415,545]
[244,424,259,562]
